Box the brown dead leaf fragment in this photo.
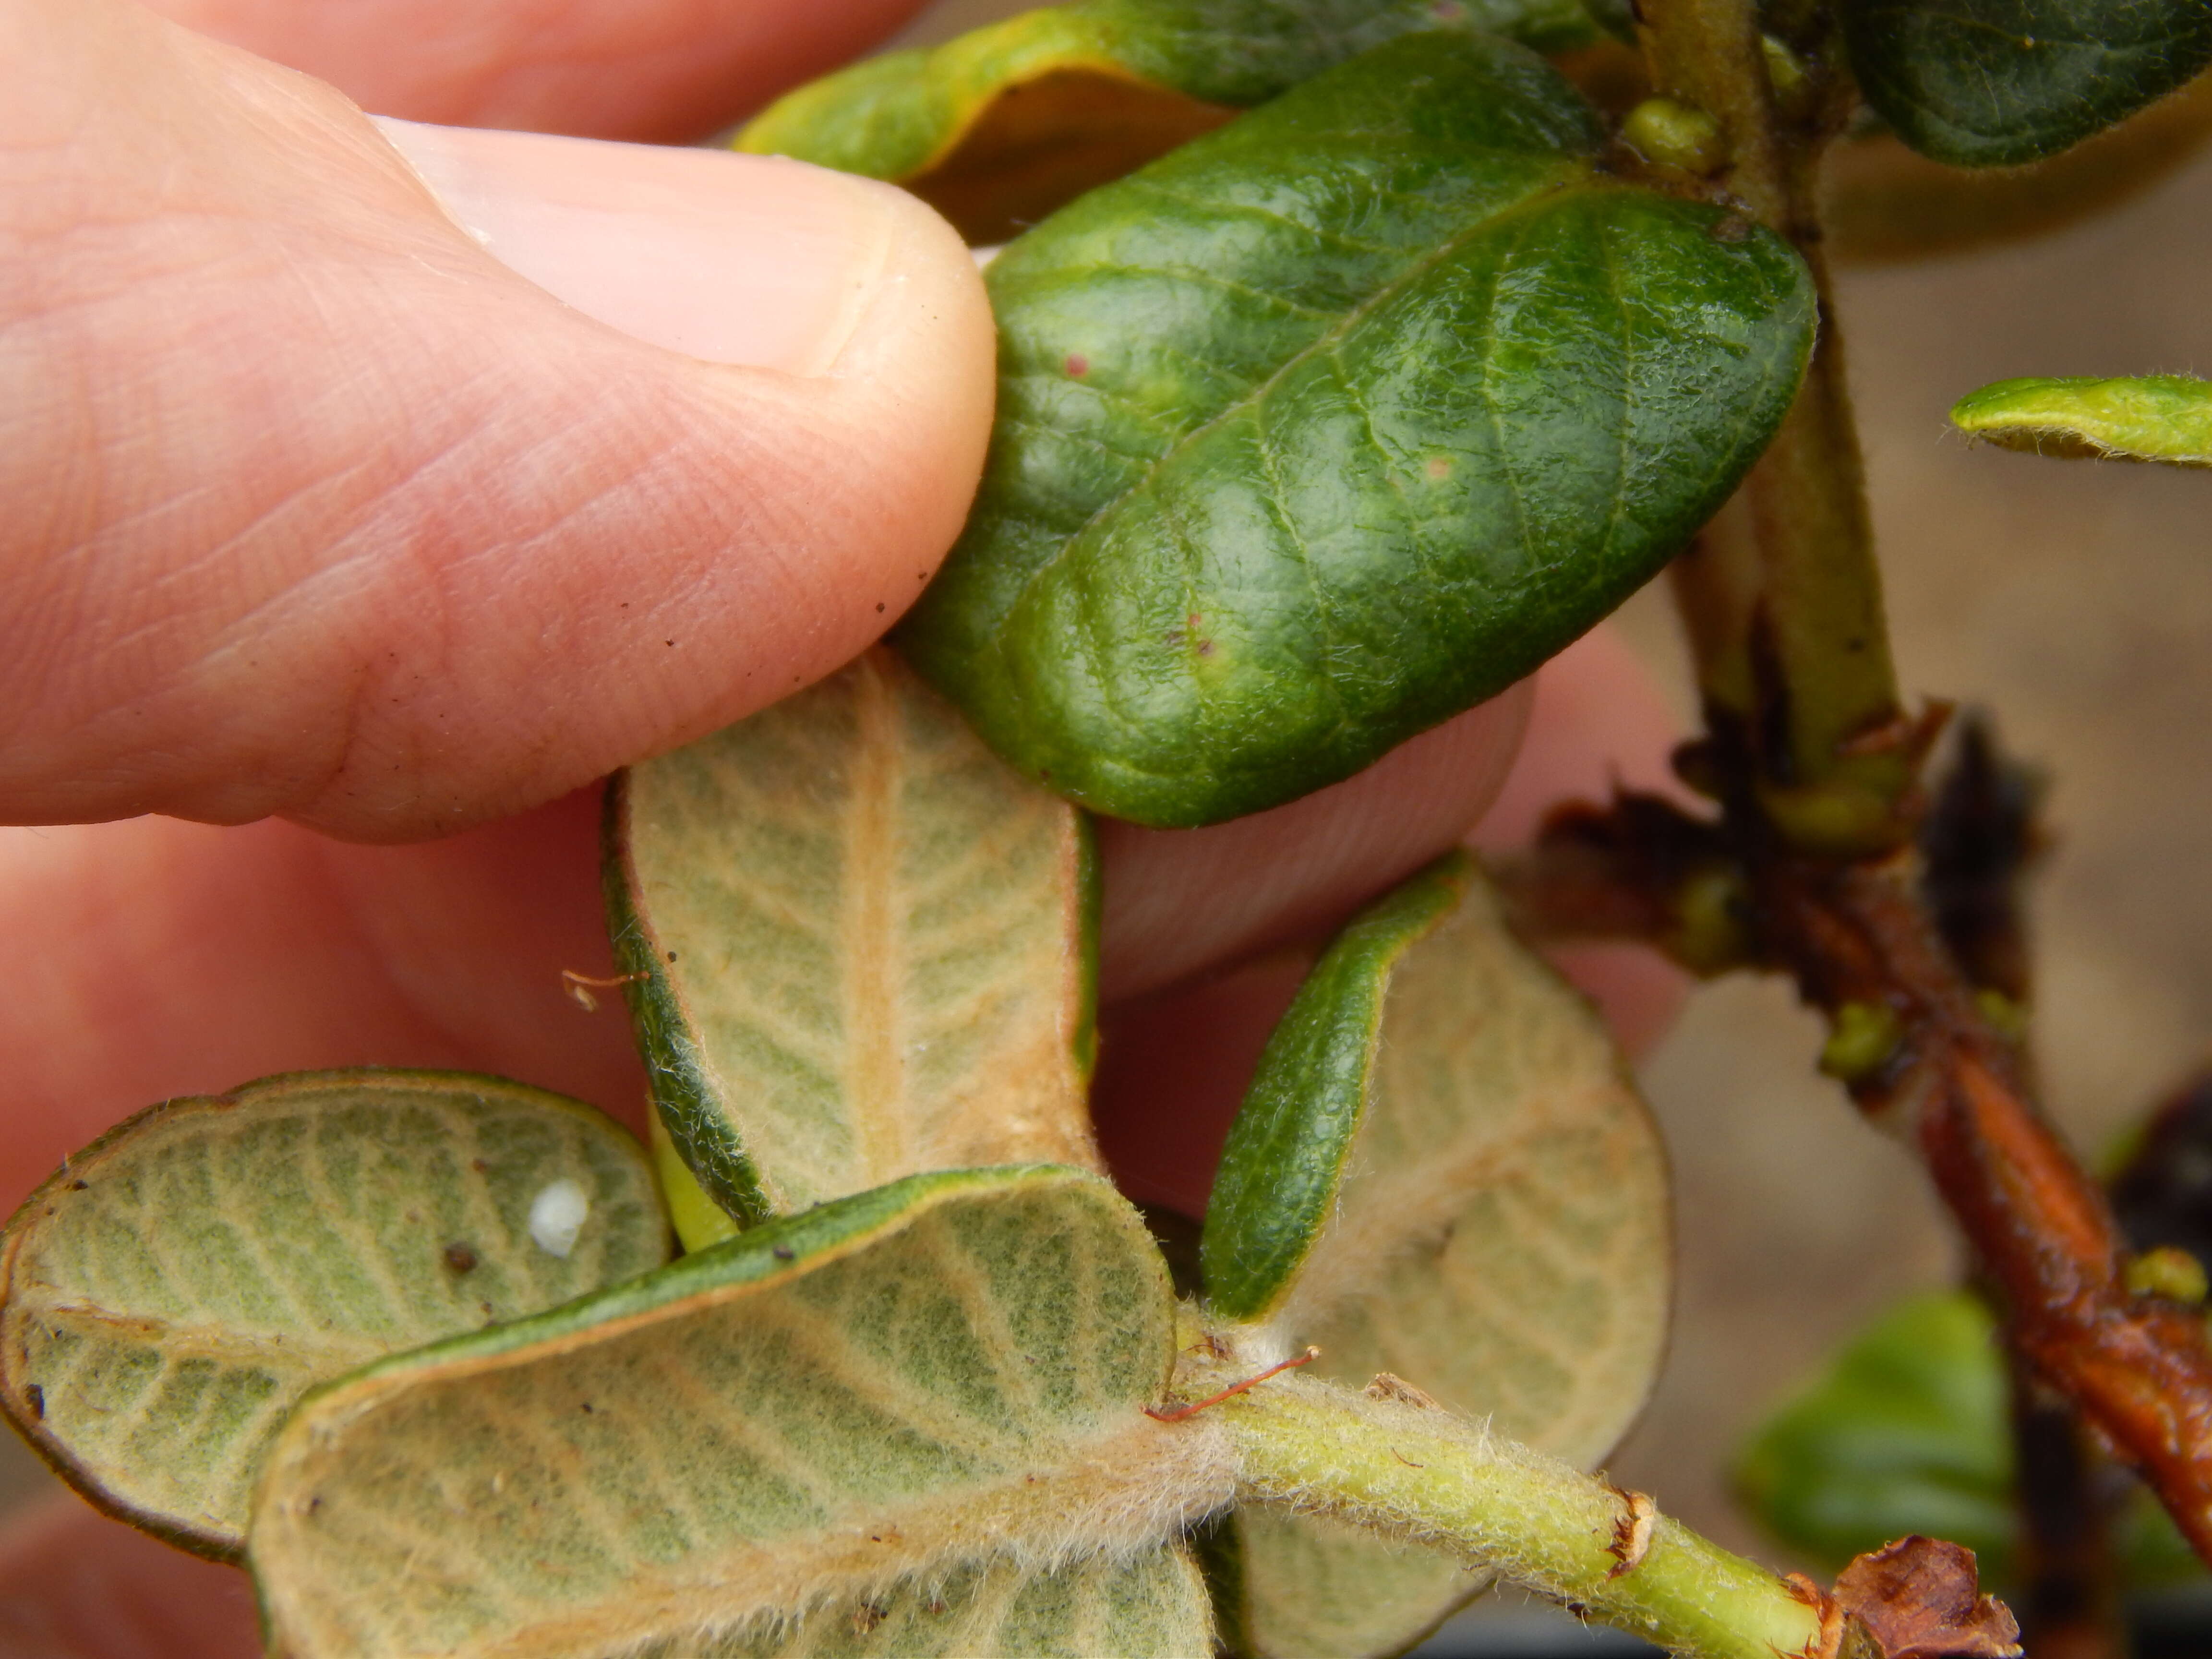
[1833,1538,2021,1658]
[1364,1372,1437,1408]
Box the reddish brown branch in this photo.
[1507,789,2212,1567]
[1764,855,2212,1566]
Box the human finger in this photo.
[3,0,992,839]
[144,0,932,140]
[0,1494,259,1659]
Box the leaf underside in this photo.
[737,0,1614,244]
[1950,373,2212,467]
[1843,0,2212,167]
[1202,855,1671,1657]
[251,1166,1225,1659]
[898,31,1815,828]
[0,1071,669,1559]
[607,647,1100,1227]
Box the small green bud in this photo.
[1974,987,2028,1041]
[2124,1246,2209,1307]
[1622,97,1728,176]
[1819,1001,1903,1083]
[1669,866,1752,975]
[1759,35,1810,111]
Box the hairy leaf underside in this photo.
[607,649,1100,1227]
[738,0,1619,242]
[1201,856,1670,1655]
[0,1072,668,1558]
[1844,0,2212,167]
[1951,373,2212,467]
[251,1167,1226,1659]
[898,32,1815,828]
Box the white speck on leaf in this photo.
[529,1180,590,1258]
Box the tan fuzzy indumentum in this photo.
[610,648,1101,1224]
[249,1171,1230,1659]
[0,1072,669,1560]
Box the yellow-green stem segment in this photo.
[1215,1373,1833,1659]
[1640,0,1910,856]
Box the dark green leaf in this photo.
[0,1071,669,1558]
[1844,0,2212,167]
[1734,1289,2202,1588]
[738,0,1620,242]
[251,1165,1225,1658]
[899,32,1815,828]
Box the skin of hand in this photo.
[0,0,1688,1647]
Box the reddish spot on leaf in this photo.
[1432,0,1465,17]
[1834,1538,2020,1658]
[1065,354,1090,376]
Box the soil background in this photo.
[6,0,2212,1620]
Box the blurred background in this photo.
[6,1,2212,1650]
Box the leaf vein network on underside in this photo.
[332,1455,519,1628]
[1004,182,1587,647]
[913,1214,1065,1428]
[231,1129,360,1337]
[643,1342,848,1517]
[740,1281,1032,1464]
[1250,390,1356,738]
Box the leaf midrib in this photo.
[995,163,1599,652]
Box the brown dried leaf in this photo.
[1833,1537,2021,1659]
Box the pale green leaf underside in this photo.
[608,647,1100,1226]
[709,1547,1211,1659]
[1951,373,2212,467]
[0,1071,668,1559]
[252,1166,1227,1659]
[1210,858,1671,1658]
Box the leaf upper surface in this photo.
[1734,1288,2203,1590]
[1843,0,2212,167]
[898,32,1815,828]
[1951,373,2212,467]
[1200,855,1671,1656]
[607,648,1100,1226]
[251,1166,1227,1659]
[737,0,1616,242]
[0,1071,669,1559]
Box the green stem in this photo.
[1639,0,1911,855]
[1215,1373,1840,1659]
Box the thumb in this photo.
[1,0,994,839]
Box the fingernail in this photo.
[373,117,894,374]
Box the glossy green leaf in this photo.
[1843,0,2212,167]
[0,1071,668,1560]
[251,1165,1228,1659]
[738,0,1619,244]
[1201,854,1671,1656]
[1735,1288,2202,1589]
[606,647,1101,1226]
[898,32,1815,829]
[1951,373,2212,467]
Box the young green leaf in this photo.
[0,1071,669,1560]
[1200,854,1671,1656]
[1735,1288,2202,1590]
[737,0,1618,244]
[1951,373,2212,467]
[898,32,1815,829]
[1843,0,2212,168]
[606,647,1101,1226]
[251,1165,1230,1659]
